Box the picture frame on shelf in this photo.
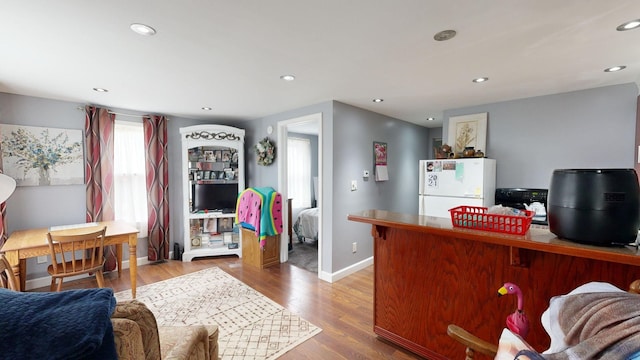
[203,150,215,162]
[218,217,233,232]
[221,150,231,162]
[224,168,235,181]
[204,218,217,233]
[214,150,222,161]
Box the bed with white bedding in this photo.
[293,207,318,242]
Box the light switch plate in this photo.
[351,180,357,191]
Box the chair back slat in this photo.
[46,226,107,291]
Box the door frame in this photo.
[277,113,322,277]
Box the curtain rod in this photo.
[107,110,145,118]
[76,106,168,120]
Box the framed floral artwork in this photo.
[447,112,488,156]
[0,124,84,186]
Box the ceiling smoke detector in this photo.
[433,30,457,41]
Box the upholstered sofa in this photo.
[112,300,219,360]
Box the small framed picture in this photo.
[203,171,210,180]
[214,150,222,161]
[221,150,231,162]
[203,150,215,162]
[204,218,217,233]
[231,151,238,164]
[218,217,233,232]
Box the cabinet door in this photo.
[262,236,280,266]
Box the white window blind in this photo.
[287,137,311,208]
[114,121,148,238]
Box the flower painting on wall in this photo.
[447,112,488,156]
[0,124,84,186]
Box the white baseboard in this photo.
[320,256,373,283]
[25,255,154,291]
[26,252,372,289]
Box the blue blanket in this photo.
[0,288,117,360]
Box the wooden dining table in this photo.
[1,220,139,298]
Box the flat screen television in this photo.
[192,183,238,212]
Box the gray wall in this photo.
[247,101,430,274]
[444,83,639,188]
[0,92,225,279]
[428,127,443,159]
[331,102,430,271]
[0,94,89,279]
[244,101,335,272]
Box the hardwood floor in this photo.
[32,256,423,359]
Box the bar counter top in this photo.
[348,209,640,266]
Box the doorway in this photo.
[277,113,322,277]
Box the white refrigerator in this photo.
[418,158,496,218]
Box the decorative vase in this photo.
[462,146,475,157]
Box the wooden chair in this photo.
[0,253,18,290]
[447,279,640,360]
[46,226,107,292]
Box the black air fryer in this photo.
[548,169,640,245]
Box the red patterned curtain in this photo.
[143,115,169,261]
[0,156,8,248]
[85,106,117,271]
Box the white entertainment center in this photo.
[180,125,245,262]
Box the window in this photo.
[287,137,311,208]
[114,121,148,237]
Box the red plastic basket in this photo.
[449,206,534,235]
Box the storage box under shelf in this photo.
[241,228,280,268]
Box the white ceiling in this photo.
[1,1,639,128]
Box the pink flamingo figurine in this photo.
[498,282,530,339]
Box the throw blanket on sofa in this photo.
[235,186,283,247]
[0,288,117,360]
[541,291,640,359]
[498,285,640,360]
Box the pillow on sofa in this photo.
[0,288,117,360]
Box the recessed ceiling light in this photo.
[372,98,384,103]
[93,87,108,92]
[604,66,626,72]
[280,75,296,81]
[472,77,489,83]
[617,19,640,31]
[433,30,457,41]
[130,23,157,36]
[201,107,212,111]
[426,117,435,121]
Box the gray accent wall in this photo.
[243,101,335,272]
[444,83,639,188]
[331,102,430,272]
[247,101,430,274]
[0,94,88,279]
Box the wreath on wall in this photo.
[254,137,276,166]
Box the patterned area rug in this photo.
[115,267,322,359]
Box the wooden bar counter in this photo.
[348,210,640,360]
